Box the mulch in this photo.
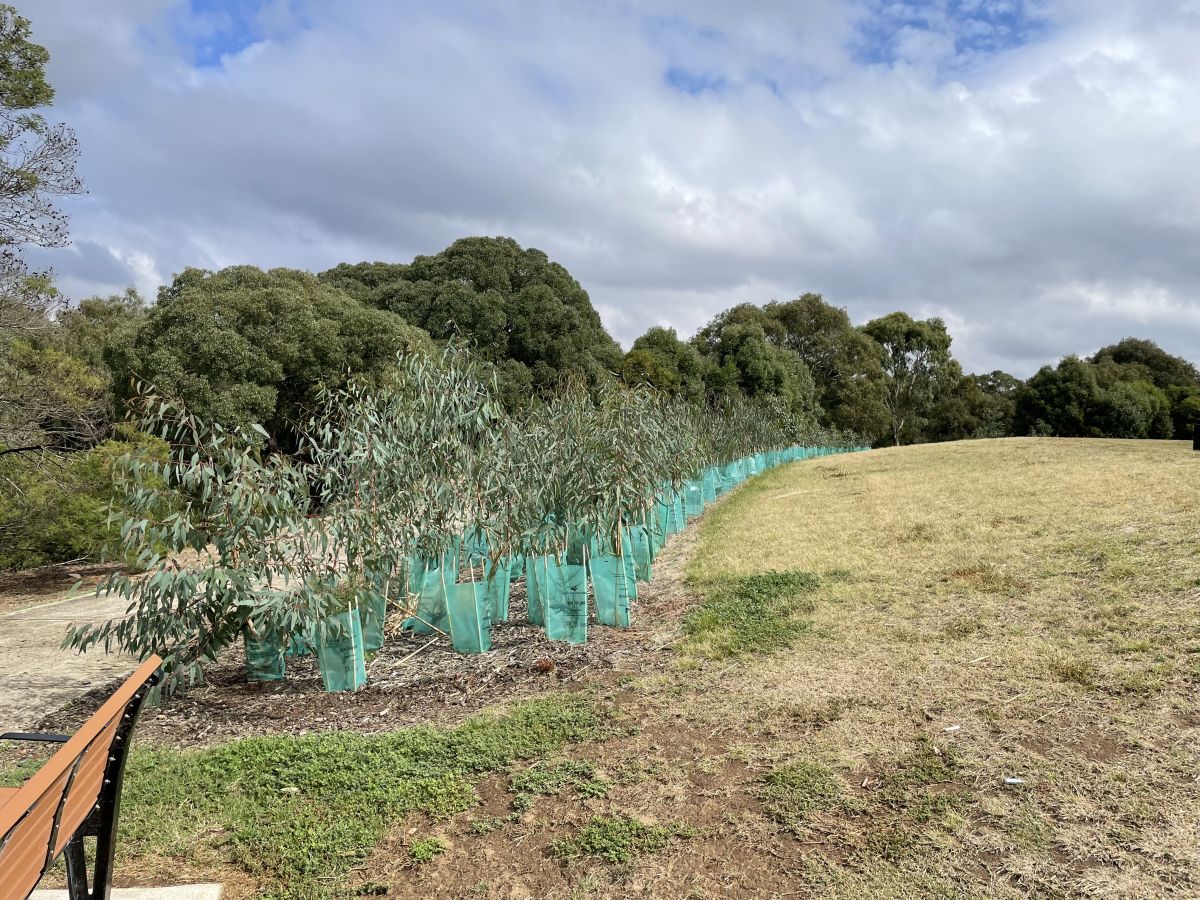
[31,573,694,750]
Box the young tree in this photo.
[860,313,956,446]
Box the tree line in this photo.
[1,3,1197,570]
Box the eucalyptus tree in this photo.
[64,386,317,694]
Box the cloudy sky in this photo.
[27,0,1200,376]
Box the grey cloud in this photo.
[26,0,1200,376]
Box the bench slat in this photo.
[0,656,161,842]
[0,768,72,900]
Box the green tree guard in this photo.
[545,559,588,643]
[360,588,387,652]
[405,555,452,635]
[525,555,548,626]
[243,628,285,681]
[628,525,653,583]
[317,610,367,692]
[684,481,704,519]
[483,556,512,622]
[447,581,492,653]
[590,553,635,627]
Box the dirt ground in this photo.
[0,561,118,614]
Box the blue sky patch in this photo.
[177,0,310,68]
[854,0,1052,69]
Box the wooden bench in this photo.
[0,656,162,900]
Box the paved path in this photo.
[0,592,135,732]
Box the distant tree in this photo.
[1166,385,1200,439]
[620,326,709,402]
[54,287,147,373]
[318,261,409,304]
[763,294,890,443]
[0,4,86,459]
[694,315,820,420]
[321,237,623,406]
[1013,356,1097,437]
[0,5,82,285]
[692,302,786,354]
[1013,355,1171,439]
[924,370,1021,442]
[1092,338,1199,391]
[117,266,429,451]
[860,313,956,445]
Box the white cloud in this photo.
[25,0,1200,375]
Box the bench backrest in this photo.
[0,656,162,900]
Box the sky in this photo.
[26,0,1200,377]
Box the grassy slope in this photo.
[677,437,1200,897]
[14,438,1198,898]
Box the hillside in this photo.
[405,437,1200,897]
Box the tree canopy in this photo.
[117,266,430,449]
[320,236,623,406]
[860,313,957,446]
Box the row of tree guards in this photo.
[291,443,862,690]
[67,347,867,695]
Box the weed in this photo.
[940,616,984,639]
[759,760,857,833]
[467,815,510,835]
[408,837,447,863]
[550,815,692,863]
[787,696,859,725]
[1049,654,1097,687]
[509,760,609,811]
[682,570,820,659]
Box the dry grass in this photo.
[672,437,1200,897]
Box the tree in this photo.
[694,315,820,421]
[924,370,1021,442]
[763,294,890,442]
[0,5,82,279]
[1092,338,1199,391]
[1013,356,1097,437]
[54,288,148,373]
[620,326,709,402]
[116,266,430,451]
[0,4,86,461]
[321,237,624,406]
[860,313,956,445]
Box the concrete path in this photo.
[0,591,135,732]
[33,887,222,900]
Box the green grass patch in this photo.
[4,694,600,899]
[509,759,609,811]
[759,760,859,833]
[550,815,693,863]
[408,836,448,863]
[682,570,820,658]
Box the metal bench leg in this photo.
[64,834,91,900]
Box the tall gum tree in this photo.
[860,312,956,446]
